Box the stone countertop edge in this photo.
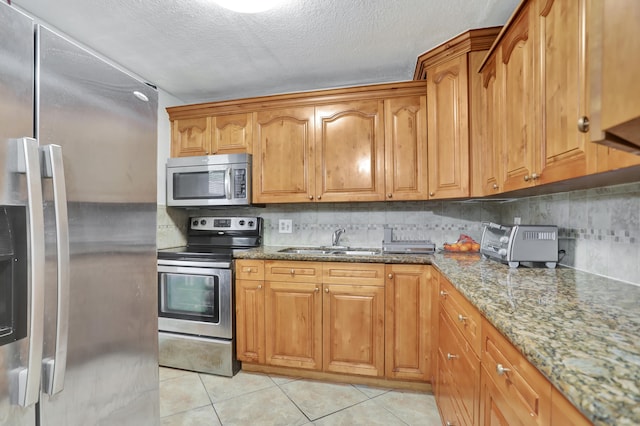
[234,246,640,426]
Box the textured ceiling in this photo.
[12,0,519,103]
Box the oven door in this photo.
[158,264,233,339]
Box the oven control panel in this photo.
[190,216,260,231]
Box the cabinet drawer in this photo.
[481,317,551,425]
[265,260,323,283]
[439,310,480,426]
[235,259,265,280]
[438,276,481,355]
[322,262,385,286]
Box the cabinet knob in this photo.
[496,363,511,376]
[524,175,530,182]
[446,422,456,426]
[315,287,320,292]
[257,284,262,290]
[578,116,590,133]
[317,195,322,200]
[290,269,295,276]
[446,353,459,360]
[439,290,448,297]
[457,314,467,322]
[324,288,329,293]
[531,173,539,180]
[308,195,314,200]
[387,193,392,198]
[429,192,435,197]
[388,273,393,279]
[492,183,499,190]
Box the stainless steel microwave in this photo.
[166,153,251,207]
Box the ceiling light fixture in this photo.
[212,0,283,13]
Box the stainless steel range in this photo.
[157,216,262,376]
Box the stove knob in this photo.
[239,220,245,226]
[200,219,206,226]
[248,220,254,227]
[499,236,509,243]
[192,220,198,227]
[498,248,507,256]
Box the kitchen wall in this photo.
[157,182,640,286]
[500,182,640,286]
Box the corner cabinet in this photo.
[235,260,431,385]
[415,28,501,199]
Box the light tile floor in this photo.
[159,367,442,425]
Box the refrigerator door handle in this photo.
[13,137,45,407]
[41,144,70,396]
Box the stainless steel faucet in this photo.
[332,228,346,246]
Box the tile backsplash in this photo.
[157,182,640,285]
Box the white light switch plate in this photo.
[279,219,292,233]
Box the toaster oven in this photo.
[480,223,558,268]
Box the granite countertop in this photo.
[234,246,640,425]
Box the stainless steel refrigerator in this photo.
[0,3,160,425]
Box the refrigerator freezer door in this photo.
[0,4,38,426]
[36,26,159,426]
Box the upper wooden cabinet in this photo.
[600,0,640,155]
[250,82,427,203]
[169,113,252,157]
[315,100,385,202]
[415,28,501,199]
[536,0,599,184]
[171,117,211,157]
[252,106,316,203]
[384,96,429,200]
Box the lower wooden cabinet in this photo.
[480,317,551,426]
[385,264,431,381]
[235,259,431,382]
[265,280,323,370]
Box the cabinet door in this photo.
[385,264,431,381]
[537,0,597,184]
[427,54,470,199]
[501,3,537,192]
[550,387,591,426]
[481,318,551,426]
[323,283,385,377]
[253,107,315,203]
[171,117,211,157]
[439,310,481,426]
[212,113,252,154]
[264,281,322,370]
[478,52,504,195]
[315,100,385,202]
[480,365,520,426]
[384,96,429,200]
[601,0,640,144]
[235,279,265,363]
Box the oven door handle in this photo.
[158,263,230,275]
[158,260,231,269]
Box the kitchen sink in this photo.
[278,247,381,256]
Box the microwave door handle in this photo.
[225,167,232,200]
[40,145,70,396]
[13,138,45,407]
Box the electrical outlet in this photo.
[513,217,521,225]
[278,219,292,233]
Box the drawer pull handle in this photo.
[446,353,458,360]
[457,314,467,322]
[496,364,511,376]
[439,290,448,297]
